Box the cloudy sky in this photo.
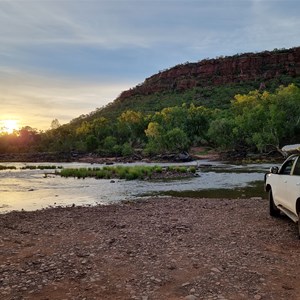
[1,0,299,131]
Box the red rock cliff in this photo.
[118,47,300,99]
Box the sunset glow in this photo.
[0,1,299,131]
[0,119,20,134]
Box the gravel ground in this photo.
[0,197,299,300]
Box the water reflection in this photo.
[0,160,276,213]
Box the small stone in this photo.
[254,295,262,300]
[282,285,294,290]
[181,282,190,287]
[166,263,177,270]
[211,267,221,273]
[108,238,116,245]
[185,295,197,300]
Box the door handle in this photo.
[297,183,300,186]
[284,180,287,183]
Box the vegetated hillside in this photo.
[74,46,300,124]
[1,47,300,159]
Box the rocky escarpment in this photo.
[118,47,300,99]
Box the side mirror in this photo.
[270,166,279,174]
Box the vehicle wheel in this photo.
[269,189,280,217]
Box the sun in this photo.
[0,119,20,134]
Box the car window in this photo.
[293,157,300,176]
[280,158,296,175]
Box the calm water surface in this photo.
[0,160,276,213]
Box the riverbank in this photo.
[0,147,220,164]
[1,197,299,300]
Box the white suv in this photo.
[265,149,300,238]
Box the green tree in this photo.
[144,122,163,154]
[86,135,99,152]
[230,84,300,152]
[208,117,236,149]
[152,106,188,132]
[51,119,61,130]
[122,142,134,156]
[76,121,92,137]
[92,117,110,140]
[187,104,211,145]
[102,136,118,155]
[117,110,146,146]
[164,128,190,152]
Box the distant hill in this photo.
[2,47,300,157]
[72,46,300,124]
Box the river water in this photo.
[0,160,277,213]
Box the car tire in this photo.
[269,189,280,217]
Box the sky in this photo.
[0,0,299,131]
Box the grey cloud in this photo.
[0,0,299,130]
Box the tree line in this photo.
[0,84,299,156]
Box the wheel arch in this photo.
[265,184,272,192]
[296,198,300,214]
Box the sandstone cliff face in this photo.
[118,47,300,99]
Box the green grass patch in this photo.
[57,165,196,180]
[166,166,188,173]
[0,165,17,170]
[21,165,63,170]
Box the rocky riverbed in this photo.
[0,197,299,300]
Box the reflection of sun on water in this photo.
[0,119,20,134]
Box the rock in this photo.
[185,295,197,300]
[166,262,177,270]
[176,152,191,162]
[250,197,263,200]
[181,282,191,287]
[211,267,221,273]
[1,196,299,299]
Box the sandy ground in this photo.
[0,197,300,300]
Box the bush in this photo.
[122,142,134,156]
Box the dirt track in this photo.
[0,197,299,300]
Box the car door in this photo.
[284,155,300,214]
[274,156,297,209]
